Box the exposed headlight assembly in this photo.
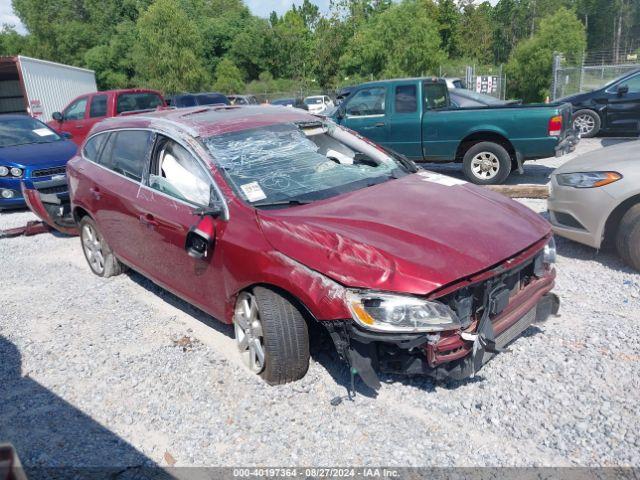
[9,167,23,178]
[0,166,8,176]
[556,171,621,188]
[543,236,557,265]
[346,290,460,333]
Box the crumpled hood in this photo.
[257,173,550,295]
[0,140,77,170]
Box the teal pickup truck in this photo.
[332,78,578,184]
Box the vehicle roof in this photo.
[92,105,317,138]
[357,77,444,88]
[94,88,164,95]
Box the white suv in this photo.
[303,95,334,114]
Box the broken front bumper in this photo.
[325,276,559,389]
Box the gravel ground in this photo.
[1,138,639,470]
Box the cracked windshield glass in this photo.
[204,123,408,206]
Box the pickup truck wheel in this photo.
[572,109,601,138]
[462,142,512,185]
[233,287,310,385]
[79,216,125,278]
[616,204,640,271]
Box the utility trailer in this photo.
[0,55,96,122]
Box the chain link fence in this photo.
[551,53,640,101]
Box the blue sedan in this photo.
[0,115,77,210]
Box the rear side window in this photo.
[100,130,152,181]
[395,85,417,113]
[83,133,109,162]
[116,93,163,114]
[423,82,450,110]
[89,95,108,118]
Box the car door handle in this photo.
[374,122,386,127]
[139,213,158,229]
[75,125,84,129]
[89,187,101,200]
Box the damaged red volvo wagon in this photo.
[24,105,559,388]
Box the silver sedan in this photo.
[548,140,640,270]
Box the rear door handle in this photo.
[89,187,101,200]
[139,213,158,229]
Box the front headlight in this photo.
[544,236,557,265]
[0,166,8,176]
[556,171,621,188]
[346,290,461,333]
[9,167,23,178]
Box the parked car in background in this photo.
[25,106,558,388]
[0,55,96,122]
[270,98,308,110]
[167,92,229,108]
[304,95,334,114]
[449,89,520,108]
[444,77,466,89]
[548,140,640,270]
[0,114,76,210]
[48,89,165,146]
[333,78,578,184]
[560,69,640,138]
[228,94,259,105]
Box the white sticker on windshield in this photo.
[33,128,54,137]
[240,182,267,202]
[418,171,466,186]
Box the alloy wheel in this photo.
[81,223,105,275]
[574,114,595,136]
[470,152,500,180]
[233,292,266,374]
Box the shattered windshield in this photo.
[203,122,408,206]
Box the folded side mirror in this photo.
[52,112,63,122]
[185,215,216,260]
[617,84,629,96]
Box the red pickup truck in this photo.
[48,89,165,146]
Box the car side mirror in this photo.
[335,106,345,120]
[52,112,63,122]
[617,84,629,96]
[185,200,224,259]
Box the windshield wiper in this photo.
[252,199,312,208]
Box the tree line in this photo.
[0,0,638,102]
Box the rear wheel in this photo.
[616,204,640,271]
[79,216,125,278]
[462,142,512,185]
[233,287,309,385]
[572,109,601,138]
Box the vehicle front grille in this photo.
[32,166,66,178]
[36,185,68,195]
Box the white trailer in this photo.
[0,55,97,122]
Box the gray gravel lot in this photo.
[1,138,639,469]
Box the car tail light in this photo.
[548,115,563,137]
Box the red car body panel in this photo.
[48,89,166,146]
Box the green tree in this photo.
[214,57,245,94]
[458,2,495,64]
[340,0,444,79]
[271,9,312,79]
[229,17,273,81]
[506,7,586,102]
[437,0,461,58]
[132,0,210,94]
[0,25,29,56]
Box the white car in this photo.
[444,77,466,89]
[303,95,334,114]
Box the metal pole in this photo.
[578,50,585,93]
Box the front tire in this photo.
[572,109,601,138]
[233,287,310,385]
[79,216,125,278]
[462,142,512,185]
[616,204,640,271]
